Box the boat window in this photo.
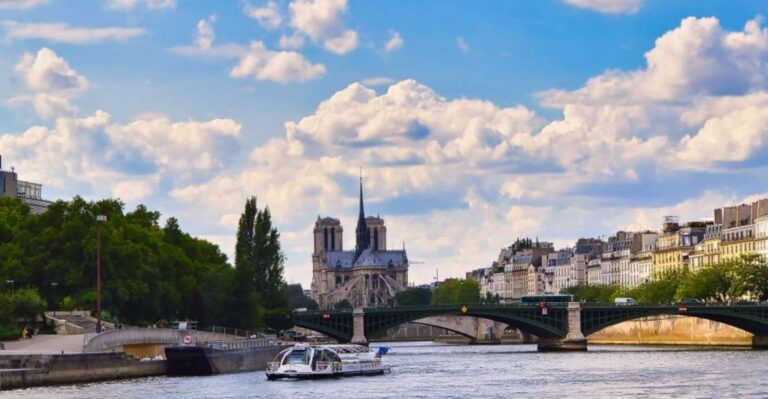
[283,350,310,365]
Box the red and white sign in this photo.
[678,305,688,313]
[183,334,195,345]
[322,313,331,320]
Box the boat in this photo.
[265,344,390,380]
[165,337,286,376]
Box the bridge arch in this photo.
[580,306,768,337]
[363,305,567,341]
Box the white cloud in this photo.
[105,0,176,10]
[279,32,306,49]
[289,0,358,54]
[229,41,325,83]
[244,1,283,30]
[0,111,242,202]
[194,14,217,50]
[0,21,146,44]
[360,77,395,86]
[0,0,48,10]
[11,48,88,119]
[456,37,469,53]
[384,29,403,52]
[562,0,642,14]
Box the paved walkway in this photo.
[1,334,84,354]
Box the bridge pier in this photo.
[350,308,368,345]
[537,302,587,352]
[751,335,768,349]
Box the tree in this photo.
[393,287,432,306]
[231,197,288,329]
[284,284,318,310]
[431,279,481,305]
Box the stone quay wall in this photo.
[588,315,753,346]
[0,352,166,391]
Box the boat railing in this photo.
[206,337,276,350]
[266,362,281,373]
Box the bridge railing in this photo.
[580,301,768,307]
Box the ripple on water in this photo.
[3,343,768,399]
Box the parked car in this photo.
[735,300,757,306]
[678,298,704,305]
[614,297,637,306]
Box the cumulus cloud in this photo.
[105,0,176,10]
[0,21,146,44]
[562,0,642,14]
[244,1,283,30]
[0,0,48,10]
[384,30,403,52]
[11,48,88,119]
[0,110,242,202]
[288,0,358,54]
[229,41,325,83]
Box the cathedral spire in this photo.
[355,169,370,254]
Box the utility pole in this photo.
[96,214,107,333]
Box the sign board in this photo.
[322,313,331,320]
[182,334,195,346]
[178,322,187,330]
[678,305,688,313]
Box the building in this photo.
[627,232,658,286]
[500,238,553,300]
[720,203,756,261]
[542,238,603,293]
[0,156,52,214]
[310,178,408,308]
[652,217,709,275]
[586,257,602,286]
[690,224,721,270]
[601,232,633,286]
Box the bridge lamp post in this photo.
[96,214,107,333]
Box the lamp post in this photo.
[51,282,58,316]
[96,214,107,333]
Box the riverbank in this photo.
[0,352,165,390]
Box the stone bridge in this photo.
[294,303,768,351]
[411,316,508,343]
[83,328,238,355]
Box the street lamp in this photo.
[96,214,107,333]
[51,282,58,316]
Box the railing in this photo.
[580,301,768,308]
[206,337,275,350]
[266,362,280,372]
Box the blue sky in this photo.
[2,0,768,286]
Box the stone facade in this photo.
[311,179,408,309]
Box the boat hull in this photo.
[266,368,388,380]
[165,345,285,376]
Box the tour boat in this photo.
[265,344,390,380]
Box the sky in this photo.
[2,0,768,287]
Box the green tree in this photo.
[431,279,481,305]
[231,197,287,329]
[393,287,432,306]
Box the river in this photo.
[4,342,767,398]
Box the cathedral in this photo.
[311,178,409,309]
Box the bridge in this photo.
[293,303,768,351]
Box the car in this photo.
[678,298,704,305]
[735,300,757,306]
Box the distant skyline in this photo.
[2,0,768,287]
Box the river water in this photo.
[4,342,768,398]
